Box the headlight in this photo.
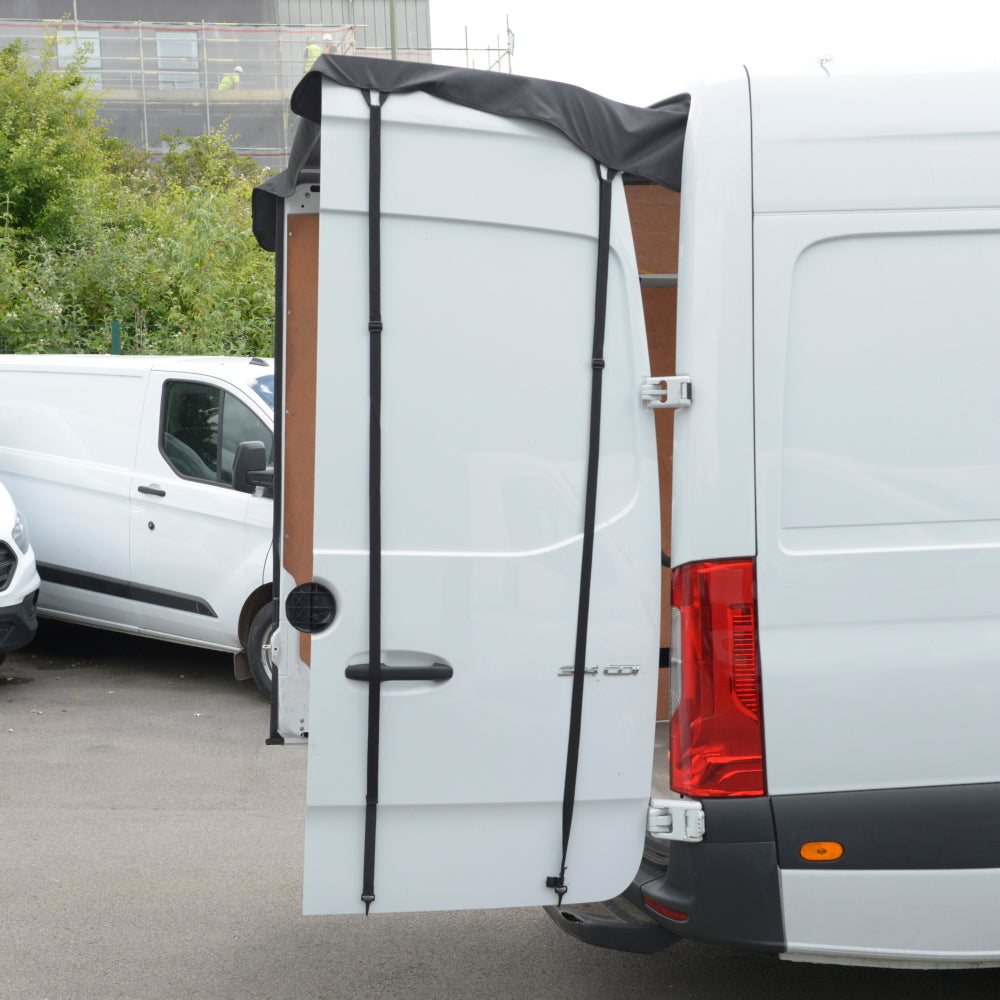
[12,512,29,554]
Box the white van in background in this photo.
[0,356,276,691]
[0,478,40,662]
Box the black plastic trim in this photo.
[772,782,1000,870]
[37,563,218,618]
[544,891,680,955]
[639,798,785,954]
[0,589,39,652]
[0,541,15,591]
[265,660,285,745]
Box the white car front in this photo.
[0,481,40,661]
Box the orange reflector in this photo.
[642,895,688,921]
[799,841,844,862]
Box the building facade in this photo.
[0,1,435,164]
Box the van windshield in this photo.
[249,374,274,410]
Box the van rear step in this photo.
[544,892,679,954]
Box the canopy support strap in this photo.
[361,89,389,916]
[547,162,618,904]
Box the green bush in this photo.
[0,33,275,356]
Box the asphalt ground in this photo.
[3,620,999,1000]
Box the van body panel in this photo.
[781,868,1000,966]
[300,82,660,914]
[752,86,1000,798]
[257,60,1000,966]
[130,367,273,648]
[750,70,1000,964]
[751,71,1000,214]
[0,355,274,657]
[0,362,146,630]
[671,74,756,569]
[753,210,1000,796]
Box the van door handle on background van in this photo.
[345,662,454,682]
[137,484,166,497]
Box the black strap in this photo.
[547,162,618,904]
[361,89,388,914]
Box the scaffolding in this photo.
[0,16,514,166]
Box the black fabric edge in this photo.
[253,55,689,251]
[252,118,320,252]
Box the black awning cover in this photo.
[253,54,689,251]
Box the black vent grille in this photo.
[0,542,16,592]
[285,582,336,634]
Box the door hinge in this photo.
[641,376,692,409]
[647,797,705,843]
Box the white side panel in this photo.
[0,366,145,629]
[303,83,660,914]
[129,371,272,649]
[782,869,1000,967]
[752,71,1000,214]
[754,210,1000,796]
[671,74,756,568]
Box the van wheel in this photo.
[248,601,278,697]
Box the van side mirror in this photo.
[233,440,272,496]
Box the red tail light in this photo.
[669,558,765,797]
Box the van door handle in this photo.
[345,662,453,682]
[137,484,166,497]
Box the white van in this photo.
[253,57,1000,968]
[0,478,40,661]
[0,355,277,691]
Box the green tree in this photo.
[0,36,109,241]
[0,33,276,356]
[155,120,264,193]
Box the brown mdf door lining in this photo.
[283,212,319,665]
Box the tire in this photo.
[248,600,278,697]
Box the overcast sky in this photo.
[429,0,1000,106]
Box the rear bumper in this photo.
[545,852,681,954]
[0,589,39,653]
[547,798,785,956]
[550,784,1000,964]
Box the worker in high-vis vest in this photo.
[218,66,242,90]
[304,36,322,73]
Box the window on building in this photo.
[57,29,102,86]
[156,31,200,90]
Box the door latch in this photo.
[641,376,692,409]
